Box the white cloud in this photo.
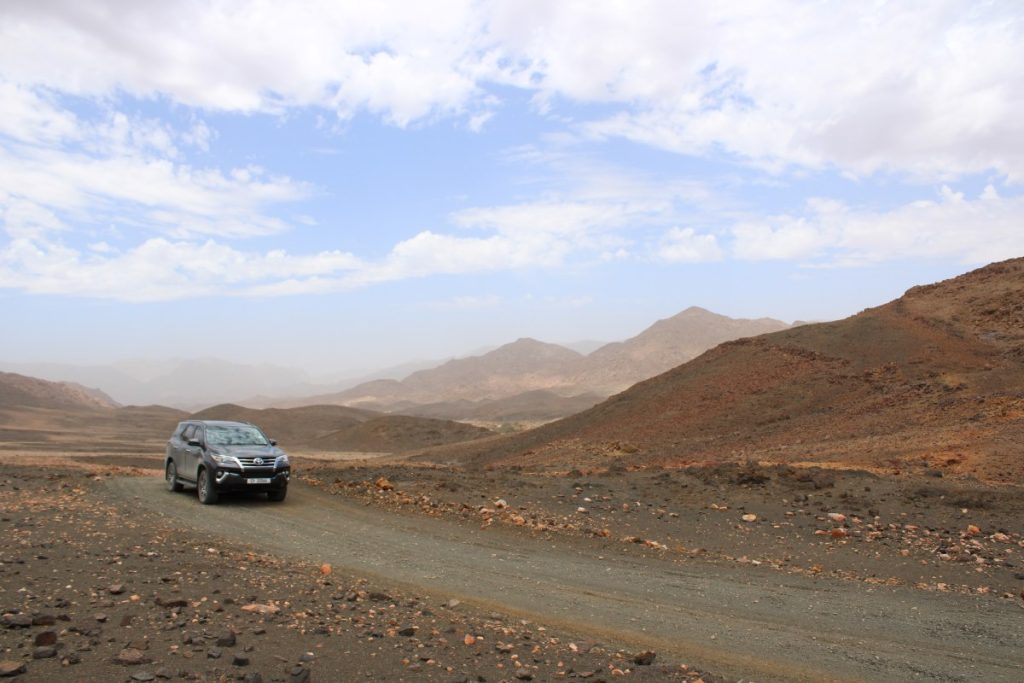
[2,2,1019,178]
[0,236,361,301]
[730,186,1024,264]
[656,227,723,263]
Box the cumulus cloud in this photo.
[730,186,1024,264]
[656,227,723,263]
[2,2,1020,178]
[0,237,362,301]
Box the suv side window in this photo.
[181,424,196,441]
[193,426,205,446]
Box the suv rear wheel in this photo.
[166,461,184,492]
[197,467,219,505]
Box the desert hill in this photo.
[425,259,1024,483]
[0,371,185,454]
[401,390,606,423]
[310,416,493,453]
[286,309,788,420]
[0,371,119,410]
[190,403,493,453]
[189,403,379,448]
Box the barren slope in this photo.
[428,259,1024,482]
[0,371,118,409]
[310,415,494,453]
[189,403,379,448]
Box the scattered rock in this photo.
[633,650,657,666]
[32,647,56,660]
[741,514,757,522]
[827,513,846,523]
[33,631,57,647]
[232,654,250,666]
[115,648,150,666]
[289,665,310,683]
[240,603,280,615]
[1,614,31,629]
[153,596,187,609]
[397,626,417,637]
[130,673,156,682]
[319,563,332,576]
[0,661,25,677]
[375,477,394,491]
[108,583,125,595]
[216,631,237,647]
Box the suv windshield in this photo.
[205,425,270,447]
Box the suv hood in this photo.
[209,445,285,458]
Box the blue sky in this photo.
[1,1,1022,374]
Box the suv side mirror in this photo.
[187,438,202,448]
[269,440,277,446]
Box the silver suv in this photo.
[165,420,291,504]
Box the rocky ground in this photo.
[0,458,714,682]
[302,460,1024,600]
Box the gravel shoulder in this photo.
[109,474,1024,683]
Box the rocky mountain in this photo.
[289,309,789,420]
[0,371,119,410]
[424,258,1024,483]
[571,306,789,394]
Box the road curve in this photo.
[107,476,1024,683]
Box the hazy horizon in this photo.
[1,2,1021,374]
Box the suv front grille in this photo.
[236,456,278,468]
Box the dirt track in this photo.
[109,476,1024,683]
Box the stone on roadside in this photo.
[241,603,280,615]
[31,647,56,660]
[216,631,236,647]
[115,648,150,666]
[1,614,32,629]
[827,513,846,523]
[0,660,25,677]
[33,631,57,647]
[633,650,657,665]
[741,514,757,522]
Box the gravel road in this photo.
[108,476,1024,682]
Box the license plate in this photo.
[247,478,272,485]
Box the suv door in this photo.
[181,424,202,482]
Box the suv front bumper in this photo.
[213,468,290,492]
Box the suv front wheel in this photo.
[197,467,219,505]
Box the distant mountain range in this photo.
[285,307,790,420]
[0,306,791,421]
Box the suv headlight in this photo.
[275,454,290,466]
[210,453,241,468]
